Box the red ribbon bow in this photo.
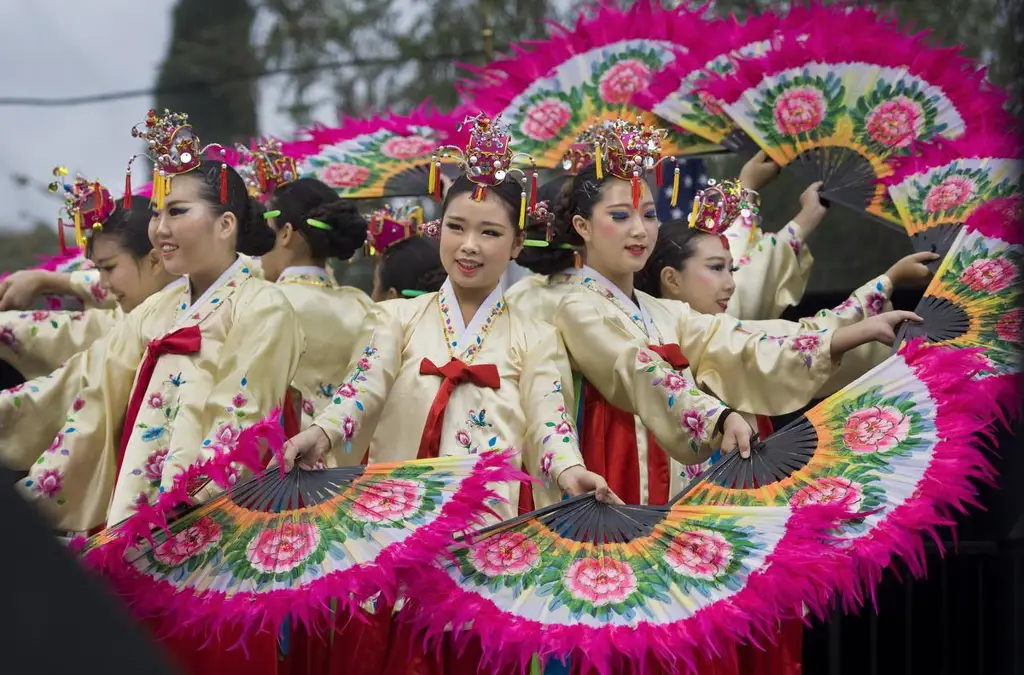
[648,343,689,370]
[117,325,202,477]
[416,357,500,459]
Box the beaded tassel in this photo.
[220,163,229,203]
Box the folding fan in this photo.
[80,451,520,644]
[398,494,851,675]
[632,4,893,155]
[458,0,722,169]
[295,106,464,199]
[892,198,1022,415]
[695,16,1010,227]
[0,249,93,311]
[680,338,996,602]
[882,132,1023,268]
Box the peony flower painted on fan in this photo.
[772,87,827,136]
[143,448,168,482]
[321,163,371,189]
[923,176,976,214]
[996,308,1023,343]
[34,468,63,498]
[664,529,732,579]
[470,531,540,577]
[864,97,922,150]
[245,522,321,574]
[521,98,573,142]
[380,135,434,160]
[864,292,887,316]
[843,405,911,454]
[564,556,639,607]
[697,90,726,117]
[153,518,221,567]
[960,257,1016,293]
[790,476,863,509]
[351,478,423,523]
[681,409,709,440]
[598,59,652,104]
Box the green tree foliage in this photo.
[155,0,260,146]
[0,223,61,277]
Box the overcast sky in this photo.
[0,1,335,233]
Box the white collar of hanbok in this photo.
[277,265,331,286]
[577,265,658,339]
[174,256,249,326]
[437,276,507,364]
[161,277,187,294]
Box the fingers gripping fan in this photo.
[296,106,463,199]
[695,17,1009,227]
[893,197,1023,415]
[634,4,897,156]
[80,453,519,643]
[457,0,721,169]
[882,132,1023,269]
[398,494,849,675]
[681,339,996,602]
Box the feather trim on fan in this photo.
[456,0,721,168]
[79,439,524,646]
[295,104,466,199]
[882,131,1023,265]
[398,495,854,675]
[680,339,997,608]
[0,248,91,283]
[631,3,892,153]
[695,17,1009,227]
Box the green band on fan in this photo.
[401,289,428,297]
[263,209,281,219]
[307,218,332,231]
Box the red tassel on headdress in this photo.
[573,250,582,269]
[473,185,486,202]
[124,172,132,209]
[530,172,538,207]
[93,185,101,210]
[719,234,730,250]
[631,174,641,209]
[656,161,664,188]
[57,218,67,254]
[219,163,229,203]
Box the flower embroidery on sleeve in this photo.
[864,292,886,316]
[32,468,64,499]
[0,325,19,349]
[788,333,823,369]
[788,237,803,258]
[329,345,379,452]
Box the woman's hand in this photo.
[886,251,940,288]
[738,150,781,192]
[269,426,331,472]
[557,465,623,504]
[720,412,753,459]
[0,270,49,311]
[832,310,924,355]
[791,181,829,237]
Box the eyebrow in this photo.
[159,200,188,210]
[704,256,727,263]
[446,215,509,229]
[92,256,115,266]
[605,202,657,210]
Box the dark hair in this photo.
[633,219,705,297]
[88,198,154,259]
[184,160,276,256]
[267,178,367,261]
[516,175,577,275]
[442,174,525,228]
[380,237,446,294]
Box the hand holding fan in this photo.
[882,131,1023,268]
[695,17,1008,227]
[680,338,996,603]
[79,451,521,645]
[398,492,850,675]
[458,0,721,168]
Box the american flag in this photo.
[654,157,708,224]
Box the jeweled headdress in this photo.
[590,117,677,209]
[47,167,116,253]
[234,137,298,201]
[366,204,424,255]
[560,125,601,177]
[427,112,538,228]
[125,108,228,209]
[687,178,758,244]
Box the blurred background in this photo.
[1,0,1020,293]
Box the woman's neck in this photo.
[451,279,498,324]
[189,254,237,301]
[589,261,634,298]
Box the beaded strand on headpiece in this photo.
[687,178,759,248]
[234,137,298,201]
[125,108,228,210]
[427,112,539,228]
[47,166,116,253]
[366,204,424,255]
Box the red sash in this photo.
[415,357,500,460]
